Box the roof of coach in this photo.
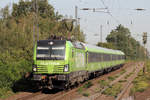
[82,43,124,55]
[66,41,124,55]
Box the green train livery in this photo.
[32,39,125,89]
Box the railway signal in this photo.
[143,32,147,44]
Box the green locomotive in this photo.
[32,39,125,89]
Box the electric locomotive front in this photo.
[32,40,70,89]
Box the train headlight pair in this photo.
[32,65,37,72]
[64,64,69,72]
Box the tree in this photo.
[12,0,56,19]
[0,0,85,96]
[0,5,10,19]
[105,24,147,60]
[97,42,117,49]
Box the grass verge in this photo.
[82,92,90,97]
[130,61,150,95]
[102,83,122,98]
[77,81,93,94]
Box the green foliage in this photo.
[124,72,133,79]
[98,24,147,60]
[120,69,126,75]
[82,92,90,97]
[0,5,10,19]
[131,81,149,94]
[130,61,150,95]
[102,83,122,97]
[97,42,117,49]
[98,80,109,88]
[83,81,93,89]
[0,0,85,98]
[0,88,14,99]
[12,0,55,19]
[118,79,127,83]
[108,76,115,81]
[0,59,32,98]
[77,81,93,95]
[77,87,83,94]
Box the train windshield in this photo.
[36,40,66,60]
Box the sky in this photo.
[0,0,150,51]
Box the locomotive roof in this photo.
[82,43,125,55]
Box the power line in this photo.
[107,11,120,24]
[100,0,108,9]
[99,0,120,24]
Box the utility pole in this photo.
[33,0,36,50]
[33,0,39,48]
[75,6,78,27]
[36,0,39,41]
[80,7,108,43]
[100,25,103,43]
[142,32,147,74]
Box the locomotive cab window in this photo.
[36,40,66,60]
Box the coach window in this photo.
[113,55,115,60]
[106,54,108,61]
[115,55,117,60]
[105,54,107,61]
[117,55,119,60]
[86,52,88,64]
[99,53,101,62]
[103,54,105,61]
[88,52,92,63]
[116,55,118,60]
[104,54,107,61]
[104,54,106,61]
[72,49,74,58]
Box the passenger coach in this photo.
[83,44,125,77]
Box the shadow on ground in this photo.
[11,75,40,93]
[11,74,62,94]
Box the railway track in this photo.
[91,62,144,100]
[41,62,134,100]
[115,62,144,100]
[6,62,135,100]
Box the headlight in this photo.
[64,65,69,72]
[33,67,37,72]
[32,65,37,72]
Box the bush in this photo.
[108,76,115,81]
[83,82,93,89]
[82,92,90,97]
[0,58,32,98]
